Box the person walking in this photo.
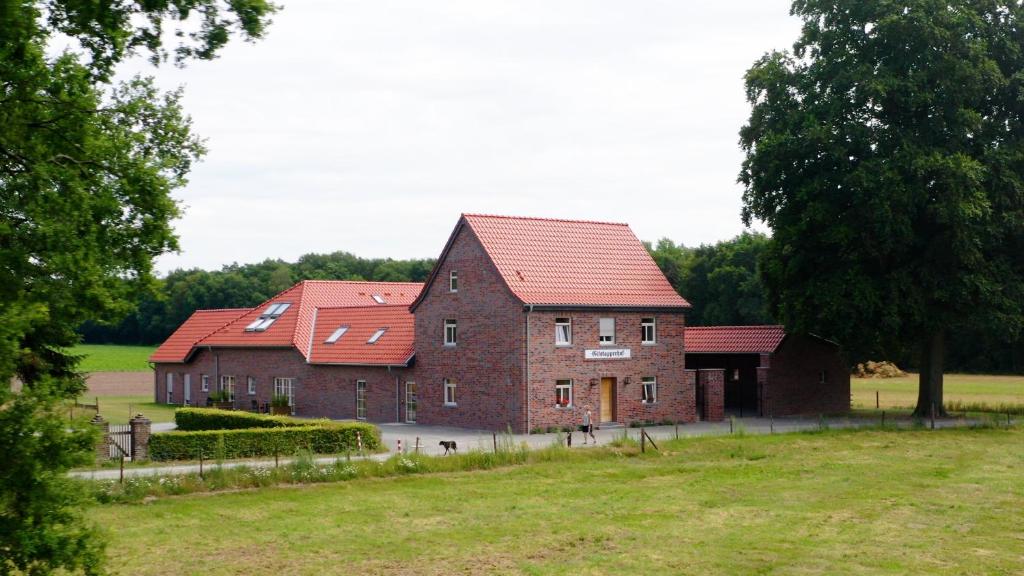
[581,406,597,445]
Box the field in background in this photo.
[91,427,1023,575]
[852,373,1024,411]
[71,395,175,425]
[72,344,157,372]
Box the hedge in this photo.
[149,422,381,461]
[174,408,311,431]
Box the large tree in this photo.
[739,0,1024,416]
[1,1,275,573]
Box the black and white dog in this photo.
[439,440,458,455]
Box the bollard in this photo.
[415,436,421,454]
[396,438,403,454]
[274,446,279,468]
[119,455,125,484]
[493,431,498,453]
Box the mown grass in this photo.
[90,426,1024,575]
[852,372,1024,413]
[71,343,157,372]
[71,395,176,425]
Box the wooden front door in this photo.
[600,377,616,422]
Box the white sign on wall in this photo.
[584,348,632,360]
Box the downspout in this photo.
[526,304,533,433]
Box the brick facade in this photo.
[698,368,725,422]
[765,335,850,416]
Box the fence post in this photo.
[876,390,879,409]
[493,432,498,453]
[119,455,124,484]
[199,450,204,479]
[90,414,109,463]
[675,422,679,440]
[640,427,646,453]
[770,414,774,434]
[416,436,421,454]
[129,414,151,461]
[729,417,734,434]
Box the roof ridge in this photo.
[688,325,785,330]
[299,279,423,286]
[462,213,628,227]
[315,304,411,310]
[194,307,252,313]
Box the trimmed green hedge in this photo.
[174,408,310,431]
[149,422,381,461]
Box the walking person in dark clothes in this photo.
[581,406,597,444]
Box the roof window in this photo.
[325,325,349,344]
[367,328,387,344]
[372,294,386,304]
[244,302,291,332]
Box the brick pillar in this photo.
[683,369,698,423]
[91,414,109,462]
[699,369,725,422]
[129,414,151,461]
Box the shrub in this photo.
[174,408,311,431]
[149,421,380,461]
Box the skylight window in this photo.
[367,328,387,344]
[325,326,349,344]
[244,302,291,332]
[372,294,386,304]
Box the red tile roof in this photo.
[197,280,423,359]
[420,214,689,308]
[307,305,414,366]
[684,325,787,354]
[148,309,250,363]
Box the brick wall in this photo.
[526,311,694,430]
[411,224,526,431]
[698,368,725,422]
[765,335,850,416]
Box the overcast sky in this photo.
[116,1,803,275]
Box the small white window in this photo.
[599,318,615,345]
[641,318,656,344]
[555,380,572,408]
[356,380,367,420]
[273,377,295,407]
[166,373,174,404]
[248,376,256,395]
[449,271,458,292]
[201,374,209,392]
[555,318,572,346]
[184,374,192,404]
[444,319,457,346]
[642,377,657,404]
[444,378,457,406]
[246,302,290,332]
[368,328,386,344]
[372,294,386,304]
[325,325,349,343]
[220,375,235,401]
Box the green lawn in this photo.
[852,372,1024,411]
[71,344,157,372]
[74,395,176,425]
[91,427,1023,575]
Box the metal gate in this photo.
[109,424,132,460]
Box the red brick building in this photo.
[684,325,850,417]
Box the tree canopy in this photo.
[1,1,275,572]
[739,0,1024,415]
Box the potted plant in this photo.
[208,390,234,410]
[270,394,292,415]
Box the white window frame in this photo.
[220,375,235,401]
[444,378,457,407]
[325,325,348,344]
[641,376,657,404]
[641,317,657,345]
[368,328,386,344]
[355,380,367,420]
[372,294,386,304]
[449,270,458,292]
[444,319,457,346]
[166,373,174,404]
[201,374,209,392]
[555,380,573,408]
[555,318,572,346]
[184,374,192,404]
[273,377,295,407]
[248,376,256,395]
[599,318,616,345]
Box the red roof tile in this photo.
[148,309,250,363]
[684,325,787,354]
[446,214,690,308]
[307,305,414,366]
[198,280,423,359]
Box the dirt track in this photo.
[86,371,152,396]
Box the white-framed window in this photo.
[248,376,256,395]
[274,377,295,407]
[368,328,386,344]
[599,318,615,345]
[372,294,386,304]
[555,380,572,408]
[641,317,656,344]
[201,374,209,392]
[641,376,657,404]
[449,270,458,292]
[444,378,457,406]
[325,325,348,344]
[444,319,457,346]
[184,374,192,404]
[555,317,572,346]
[220,375,235,401]
[245,302,291,332]
[356,380,367,420]
[166,373,174,404]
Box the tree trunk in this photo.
[913,331,947,417]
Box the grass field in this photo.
[71,344,157,372]
[73,395,176,425]
[91,427,1023,575]
[852,372,1024,411]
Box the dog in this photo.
[439,440,458,455]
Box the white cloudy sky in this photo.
[114,1,803,274]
